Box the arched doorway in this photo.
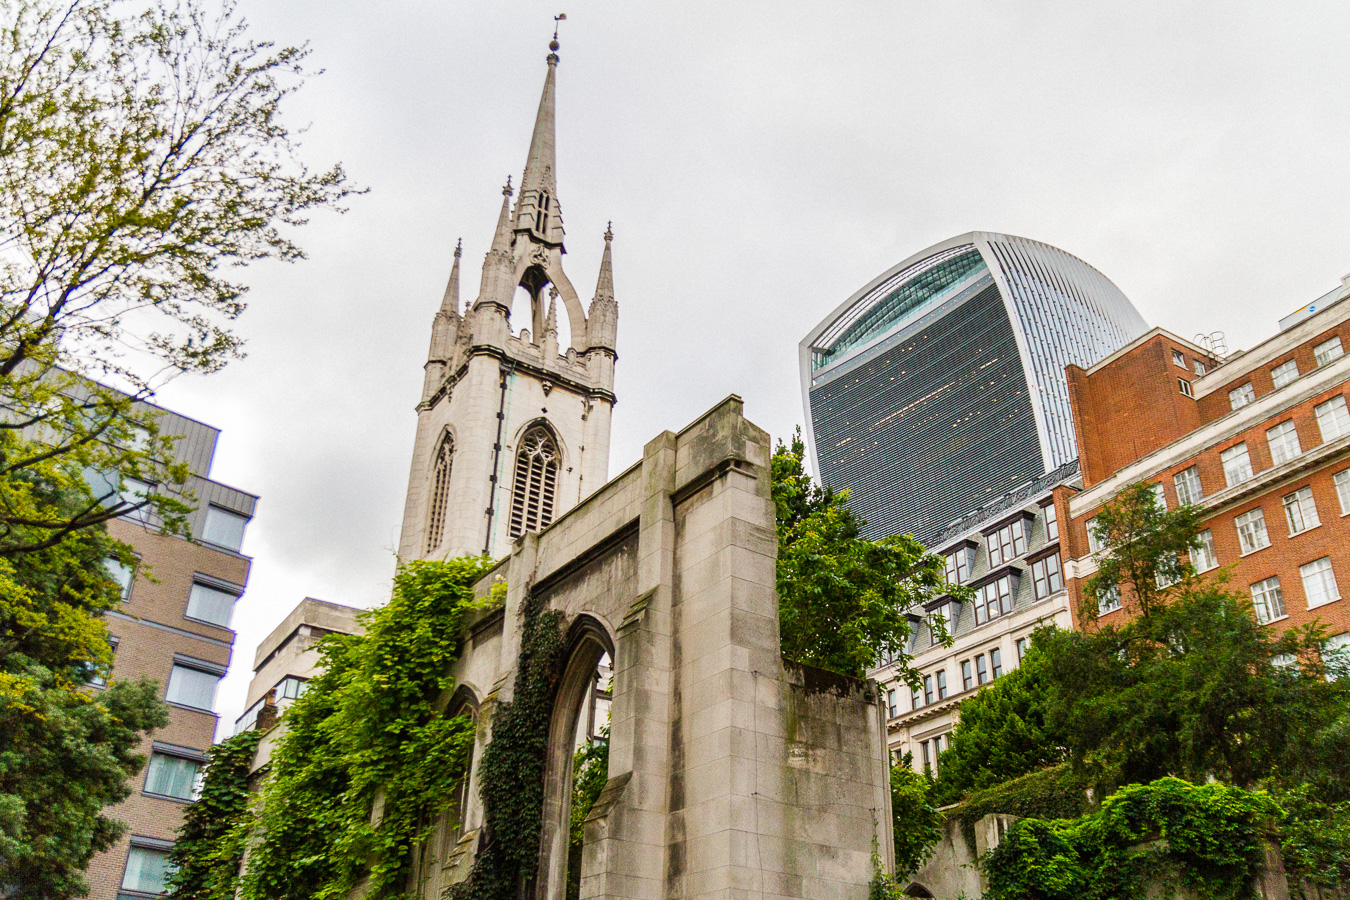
[537,616,613,900]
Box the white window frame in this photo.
[1314,335,1344,367]
[1271,358,1299,388]
[1267,420,1302,465]
[1098,585,1122,615]
[1250,576,1286,624]
[1030,553,1063,600]
[1042,500,1059,541]
[1174,466,1204,506]
[1229,383,1255,410]
[1335,469,1350,516]
[1300,557,1340,609]
[1324,633,1350,681]
[1315,395,1350,443]
[1193,359,1207,376]
[1087,516,1106,553]
[1190,529,1219,573]
[1172,349,1187,368]
[1235,507,1271,555]
[1179,377,1194,398]
[1221,443,1254,487]
[1283,486,1320,536]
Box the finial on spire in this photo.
[549,13,566,57]
[604,221,613,242]
[503,175,513,196]
[454,237,462,259]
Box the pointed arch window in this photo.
[535,193,551,233]
[424,434,454,554]
[508,426,560,539]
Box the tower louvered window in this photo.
[508,426,560,539]
[424,435,454,554]
[535,194,551,233]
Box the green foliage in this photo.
[1083,481,1205,620]
[566,732,609,900]
[237,557,495,900]
[930,658,1067,807]
[449,589,567,900]
[0,476,167,898]
[983,778,1278,900]
[0,0,356,554]
[773,428,963,679]
[890,756,942,875]
[166,729,265,900]
[1275,787,1350,897]
[955,764,1095,850]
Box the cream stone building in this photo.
[870,464,1078,775]
[398,40,617,563]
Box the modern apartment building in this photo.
[86,402,257,900]
[236,597,363,780]
[870,463,1078,774]
[799,233,1148,544]
[1064,274,1350,654]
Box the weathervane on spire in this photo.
[549,13,566,56]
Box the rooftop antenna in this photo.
[550,13,566,52]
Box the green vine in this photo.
[982,777,1278,900]
[449,589,566,900]
[566,731,610,900]
[230,556,498,900]
[166,729,264,900]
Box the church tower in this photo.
[399,35,617,562]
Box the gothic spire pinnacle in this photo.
[585,224,617,354]
[475,178,516,309]
[440,238,462,317]
[593,224,614,305]
[512,41,563,245]
[545,288,559,337]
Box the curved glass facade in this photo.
[800,233,1147,544]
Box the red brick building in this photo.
[1063,275,1350,653]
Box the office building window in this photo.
[1325,633,1350,680]
[121,844,173,894]
[986,519,1028,566]
[1015,637,1028,663]
[920,740,931,772]
[911,685,922,711]
[1086,516,1106,553]
[1336,469,1350,515]
[1272,359,1299,388]
[165,663,221,711]
[185,582,240,629]
[1030,553,1063,600]
[1250,576,1286,624]
[961,660,973,691]
[1272,653,1298,671]
[1174,466,1204,505]
[936,670,947,700]
[974,576,1014,625]
[975,654,989,685]
[886,689,897,718]
[1315,336,1344,367]
[1235,508,1270,555]
[1283,487,1320,536]
[1172,349,1186,368]
[105,557,135,601]
[1148,482,1167,509]
[276,676,308,701]
[1267,420,1302,465]
[201,506,249,552]
[1098,586,1122,615]
[1221,443,1254,487]
[1301,557,1340,609]
[929,603,951,646]
[144,751,201,801]
[990,648,1003,679]
[1179,378,1194,398]
[923,675,934,706]
[1043,501,1058,541]
[1193,359,1207,376]
[120,477,156,525]
[1229,383,1255,410]
[943,546,974,584]
[1191,529,1218,573]
[1315,395,1350,442]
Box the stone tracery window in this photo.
[508,425,560,539]
[424,434,454,554]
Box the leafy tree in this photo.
[890,756,942,876]
[929,658,1066,807]
[0,493,167,897]
[166,728,265,900]
[0,0,356,554]
[773,429,961,679]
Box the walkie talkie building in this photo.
[799,232,1148,544]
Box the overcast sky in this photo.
[149,2,1350,735]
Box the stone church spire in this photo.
[400,30,617,562]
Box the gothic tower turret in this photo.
[400,36,618,561]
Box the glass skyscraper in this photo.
[799,232,1148,544]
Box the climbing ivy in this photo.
[449,588,566,900]
[982,777,1278,900]
[166,729,264,900]
[231,556,498,900]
